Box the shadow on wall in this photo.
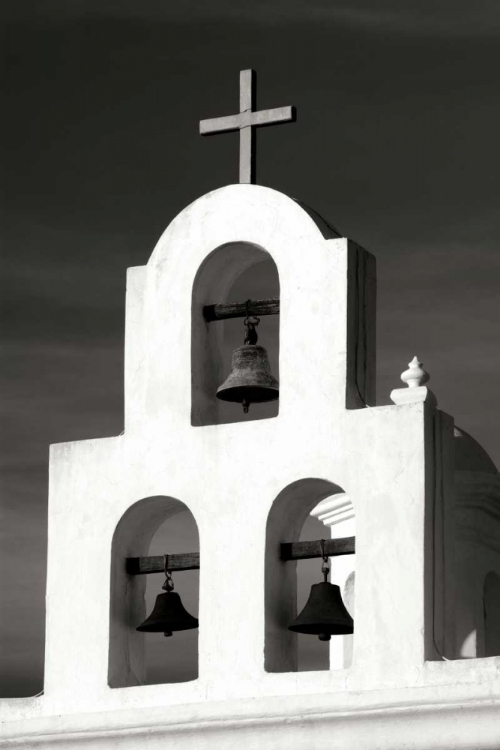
[484,571,500,657]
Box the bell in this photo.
[288,581,353,641]
[136,561,198,637]
[136,590,198,637]
[217,312,278,413]
[288,541,353,641]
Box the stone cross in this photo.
[199,69,296,184]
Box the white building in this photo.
[1,164,500,748]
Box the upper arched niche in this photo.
[191,241,279,426]
[124,185,374,432]
[126,185,331,431]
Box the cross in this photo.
[199,69,296,184]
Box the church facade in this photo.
[1,72,500,749]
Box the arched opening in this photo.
[265,478,353,673]
[108,496,199,688]
[483,571,500,657]
[191,242,280,426]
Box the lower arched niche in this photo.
[108,496,199,688]
[264,478,348,673]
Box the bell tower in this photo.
[2,69,500,750]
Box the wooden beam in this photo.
[126,537,355,575]
[280,536,355,561]
[126,552,200,575]
[203,297,279,322]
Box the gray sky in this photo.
[2,0,500,695]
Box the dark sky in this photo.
[2,1,500,696]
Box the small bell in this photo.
[136,557,198,638]
[217,308,278,413]
[288,541,353,641]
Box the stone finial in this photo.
[390,356,437,408]
[400,356,430,388]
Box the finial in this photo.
[400,356,430,388]
[390,356,437,408]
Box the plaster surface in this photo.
[1,185,499,749]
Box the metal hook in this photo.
[320,539,329,583]
[243,299,251,327]
[243,300,260,345]
[162,553,174,592]
[320,539,329,562]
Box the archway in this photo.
[264,478,350,673]
[191,241,279,426]
[108,496,199,688]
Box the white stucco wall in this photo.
[2,185,500,750]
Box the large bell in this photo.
[216,314,278,413]
[136,590,199,637]
[136,563,198,638]
[288,581,353,641]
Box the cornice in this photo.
[310,493,354,528]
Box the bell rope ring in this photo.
[136,554,198,638]
[216,303,279,413]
